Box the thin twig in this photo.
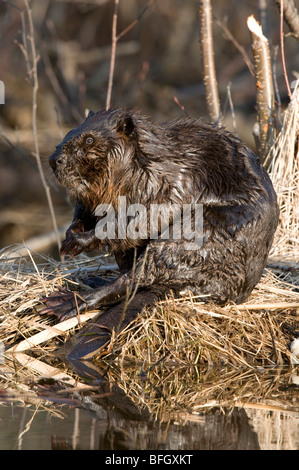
[115,246,149,336]
[173,96,189,117]
[106,0,153,110]
[266,311,279,364]
[272,45,283,129]
[225,82,238,135]
[216,18,254,76]
[20,1,61,252]
[117,0,154,41]
[279,0,292,100]
[106,0,119,110]
[275,0,299,40]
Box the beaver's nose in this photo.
[49,149,64,171]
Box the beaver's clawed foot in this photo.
[40,288,89,321]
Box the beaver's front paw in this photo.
[60,229,99,258]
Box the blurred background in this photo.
[0,0,298,255]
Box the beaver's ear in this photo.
[85,109,95,118]
[117,114,136,138]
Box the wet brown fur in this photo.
[45,108,279,323]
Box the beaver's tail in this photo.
[57,288,162,361]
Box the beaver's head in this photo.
[49,108,138,206]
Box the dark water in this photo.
[0,363,298,450]
[0,403,261,450]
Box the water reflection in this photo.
[0,362,298,450]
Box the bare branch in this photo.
[275,0,299,40]
[247,15,275,159]
[216,19,254,76]
[198,0,221,124]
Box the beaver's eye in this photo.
[85,136,94,145]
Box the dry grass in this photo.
[98,267,299,369]
[0,244,298,371]
[101,364,299,420]
[0,246,116,401]
[0,245,118,350]
[0,227,298,420]
[0,246,297,417]
[266,81,299,261]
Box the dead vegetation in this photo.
[101,364,299,420]
[99,269,299,369]
[266,81,299,261]
[0,243,298,368]
[0,242,298,416]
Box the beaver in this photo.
[41,108,279,336]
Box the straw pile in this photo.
[97,266,299,369]
[101,364,299,419]
[0,244,298,369]
[0,242,298,415]
[0,245,118,351]
[266,81,299,261]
